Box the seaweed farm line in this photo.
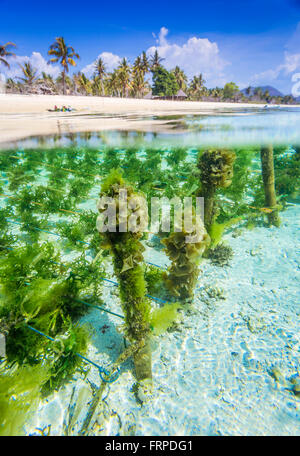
[0,139,299,436]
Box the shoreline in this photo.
[1,94,299,145]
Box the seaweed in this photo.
[274,146,300,199]
[150,302,181,336]
[162,213,210,304]
[260,145,280,227]
[98,169,152,388]
[41,324,89,395]
[0,242,91,392]
[144,265,165,297]
[0,364,49,436]
[207,242,234,266]
[197,148,236,233]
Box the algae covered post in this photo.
[97,170,152,393]
[197,149,236,235]
[162,214,209,305]
[260,145,280,227]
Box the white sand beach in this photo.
[0,94,299,145]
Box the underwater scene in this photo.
[0,108,300,437]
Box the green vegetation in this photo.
[152,66,179,97]
[260,145,281,227]
[162,215,210,304]
[197,148,236,235]
[3,37,297,103]
[0,140,295,429]
[150,302,181,336]
[0,364,49,436]
[98,169,152,386]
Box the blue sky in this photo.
[1,0,300,93]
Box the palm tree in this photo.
[5,77,21,93]
[141,51,150,74]
[18,62,38,86]
[150,50,164,70]
[74,72,92,95]
[211,87,223,100]
[254,87,263,100]
[48,37,80,95]
[245,86,252,97]
[189,74,206,100]
[105,70,120,97]
[117,58,131,97]
[132,56,144,98]
[172,66,187,90]
[94,57,106,95]
[56,72,73,93]
[0,42,16,69]
[264,89,271,103]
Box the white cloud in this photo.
[81,52,121,77]
[80,27,229,87]
[250,51,300,85]
[146,27,230,86]
[0,52,60,80]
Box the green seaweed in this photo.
[150,302,181,335]
[0,364,49,436]
[162,215,210,304]
[98,169,152,386]
[197,148,236,233]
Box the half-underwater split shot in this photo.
[0,0,299,440]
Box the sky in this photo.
[1,0,300,94]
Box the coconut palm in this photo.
[5,77,21,93]
[117,58,131,97]
[141,51,150,74]
[132,56,144,97]
[48,37,80,95]
[172,66,187,90]
[105,70,120,97]
[189,74,206,99]
[56,72,73,93]
[150,50,164,70]
[0,42,16,69]
[254,87,263,100]
[245,86,252,97]
[94,57,106,95]
[264,89,271,103]
[18,62,38,86]
[74,72,92,95]
[211,87,223,100]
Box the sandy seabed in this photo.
[23,203,300,436]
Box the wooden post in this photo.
[260,145,280,227]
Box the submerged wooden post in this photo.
[97,170,152,398]
[260,145,280,227]
[162,210,210,305]
[197,149,236,235]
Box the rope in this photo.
[0,244,167,314]
[4,217,167,269]
[26,324,120,383]
[3,155,102,179]
[74,298,124,319]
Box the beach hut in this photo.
[143,91,153,99]
[175,89,187,100]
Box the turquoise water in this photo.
[0,108,299,436]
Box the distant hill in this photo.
[241,86,284,97]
